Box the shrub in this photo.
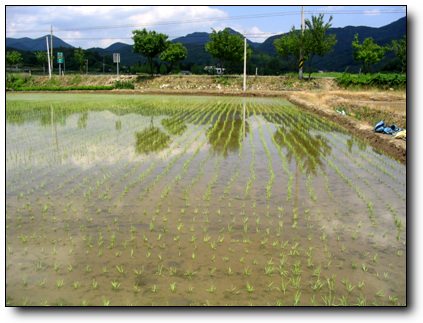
[114,80,135,89]
[14,85,114,91]
[336,73,406,90]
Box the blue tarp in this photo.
[374,121,403,136]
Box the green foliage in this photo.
[132,29,170,75]
[205,28,251,74]
[390,35,406,73]
[160,43,187,73]
[336,72,406,89]
[74,47,86,73]
[6,73,32,90]
[273,14,337,78]
[14,85,114,91]
[114,80,134,89]
[352,34,388,73]
[6,51,23,68]
[273,30,303,73]
[304,14,337,78]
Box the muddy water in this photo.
[6,94,406,306]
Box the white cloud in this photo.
[248,26,275,43]
[364,9,381,16]
[6,6,228,47]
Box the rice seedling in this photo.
[207,283,216,293]
[294,290,301,306]
[56,279,64,288]
[184,268,196,279]
[246,282,254,293]
[111,279,121,290]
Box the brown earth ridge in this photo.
[23,74,408,165]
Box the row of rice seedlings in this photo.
[202,106,236,202]
[130,100,228,245]
[142,99,230,206]
[220,103,249,200]
[244,105,256,198]
[253,111,274,201]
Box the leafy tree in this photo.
[6,51,22,69]
[390,35,406,73]
[274,26,307,73]
[132,29,170,75]
[352,34,388,73]
[304,14,337,78]
[74,47,86,73]
[160,43,187,73]
[205,28,251,74]
[35,51,48,75]
[274,14,336,78]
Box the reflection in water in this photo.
[77,112,88,129]
[135,126,171,155]
[161,116,187,136]
[273,118,332,213]
[273,121,331,176]
[50,106,61,163]
[115,120,122,131]
[206,114,249,158]
[346,137,367,153]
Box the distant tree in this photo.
[304,14,337,78]
[35,51,48,75]
[132,29,170,75]
[160,43,187,74]
[159,63,167,75]
[274,14,336,78]
[274,26,306,73]
[205,28,251,74]
[74,47,86,73]
[352,34,388,73]
[6,51,22,69]
[390,35,406,73]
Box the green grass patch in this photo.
[336,73,406,90]
[14,85,114,91]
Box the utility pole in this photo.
[46,36,51,79]
[299,6,305,79]
[50,25,53,75]
[243,30,247,91]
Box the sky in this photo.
[5,3,406,49]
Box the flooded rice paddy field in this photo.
[6,93,406,306]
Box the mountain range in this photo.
[6,17,406,73]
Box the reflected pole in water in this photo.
[242,101,246,158]
[50,105,60,163]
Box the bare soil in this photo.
[28,74,408,165]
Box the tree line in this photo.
[7,14,406,76]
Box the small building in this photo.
[204,66,225,75]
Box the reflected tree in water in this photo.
[206,110,250,158]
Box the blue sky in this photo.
[5,4,406,49]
